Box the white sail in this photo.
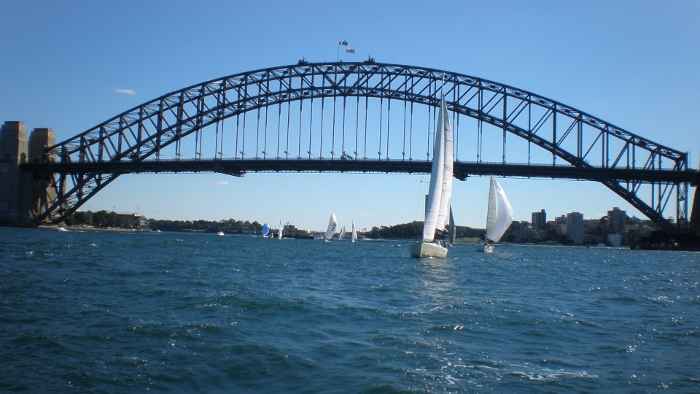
[278,221,283,240]
[485,177,514,243]
[324,212,338,241]
[339,226,346,240]
[351,221,357,243]
[485,179,497,233]
[421,95,450,242]
[436,95,454,231]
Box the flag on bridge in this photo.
[339,39,348,46]
[346,47,355,53]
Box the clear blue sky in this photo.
[2,0,699,231]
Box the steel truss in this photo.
[25,61,698,232]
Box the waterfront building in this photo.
[607,207,628,234]
[607,233,622,247]
[566,212,584,244]
[532,209,546,229]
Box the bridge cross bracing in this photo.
[23,61,699,233]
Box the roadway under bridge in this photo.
[1,61,698,233]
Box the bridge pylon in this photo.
[0,121,57,225]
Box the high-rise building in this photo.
[607,207,628,234]
[566,212,584,244]
[532,209,546,229]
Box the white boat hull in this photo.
[410,242,448,258]
[476,243,494,253]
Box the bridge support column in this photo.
[0,121,56,225]
[690,186,700,233]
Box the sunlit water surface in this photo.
[1,227,698,393]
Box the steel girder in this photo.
[30,61,697,231]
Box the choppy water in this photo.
[1,227,699,393]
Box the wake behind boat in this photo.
[410,94,453,258]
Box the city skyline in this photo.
[2,1,698,231]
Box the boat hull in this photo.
[476,243,494,253]
[410,242,448,258]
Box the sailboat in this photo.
[261,223,271,238]
[278,221,283,240]
[410,94,453,258]
[448,207,456,246]
[338,226,346,240]
[476,177,514,253]
[351,221,357,243]
[323,212,338,242]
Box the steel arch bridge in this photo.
[24,61,700,233]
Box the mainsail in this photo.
[278,221,283,240]
[324,212,338,241]
[339,226,346,240]
[351,221,357,243]
[421,95,453,242]
[485,177,514,243]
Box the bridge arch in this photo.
[27,61,698,232]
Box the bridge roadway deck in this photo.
[22,159,700,185]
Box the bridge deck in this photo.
[22,159,700,185]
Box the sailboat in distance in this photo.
[338,226,346,240]
[351,221,357,243]
[278,221,283,240]
[323,212,338,242]
[261,223,271,238]
[409,94,453,258]
[476,177,514,253]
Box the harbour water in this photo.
[1,226,698,393]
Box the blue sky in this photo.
[2,0,699,231]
